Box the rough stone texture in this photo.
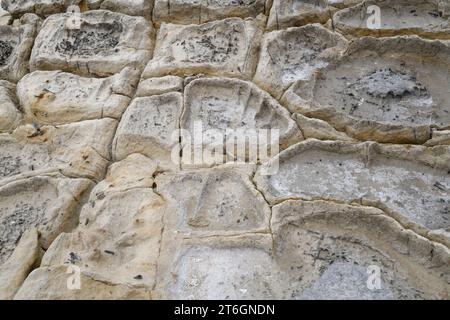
[113,92,183,171]
[1,1,449,301]
[17,68,139,125]
[334,0,450,40]
[0,228,40,299]
[0,80,21,132]
[182,77,302,164]
[281,36,450,144]
[0,174,93,263]
[153,0,267,25]
[142,17,263,80]
[0,118,117,182]
[254,24,347,99]
[1,0,81,17]
[0,13,39,82]
[255,139,450,234]
[30,10,154,77]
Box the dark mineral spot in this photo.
[55,23,122,56]
[0,40,13,66]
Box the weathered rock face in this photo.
[282,37,450,144]
[334,0,450,39]
[0,0,449,301]
[30,10,154,77]
[0,14,39,82]
[17,68,139,125]
[142,17,263,79]
[255,139,450,234]
[153,0,267,25]
[1,0,81,17]
[0,80,20,132]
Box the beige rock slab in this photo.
[14,265,152,299]
[155,200,449,299]
[0,118,117,182]
[0,13,39,82]
[255,139,450,233]
[30,10,154,77]
[113,92,182,171]
[271,200,450,299]
[17,68,139,125]
[0,174,93,264]
[135,76,184,97]
[1,0,81,17]
[152,0,267,25]
[99,0,153,17]
[267,0,335,31]
[181,77,302,168]
[253,24,347,100]
[0,80,21,132]
[333,0,450,39]
[26,154,165,296]
[281,36,450,144]
[0,228,40,300]
[155,164,270,236]
[142,17,263,80]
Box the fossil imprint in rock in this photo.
[30,10,154,77]
[282,36,450,144]
[333,0,450,39]
[255,139,450,236]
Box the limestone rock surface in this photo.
[0,0,449,301]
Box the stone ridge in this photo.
[0,0,449,300]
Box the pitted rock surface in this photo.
[0,0,449,300]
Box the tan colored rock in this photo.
[270,200,450,299]
[135,76,184,97]
[142,18,263,80]
[181,77,302,167]
[1,0,81,17]
[14,265,152,299]
[15,154,164,299]
[155,165,270,236]
[267,0,334,31]
[0,174,93,264]
[253,24,347,99]
[0,228,40,300]
[255,139,450,234]
[153,0,267,25]
[333,0,450,40]
[0,80,21,132]
[113,92,182,171]
[0,118,117,182]
[281,37,450,144]
[0,6,12,25]
[155,200,449,299]
[294,113,354,141]
[100,0,153,17]
[425,130,450,146]
[0,14,39,82]
[30,10,154,77]
[17,68,140,125]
